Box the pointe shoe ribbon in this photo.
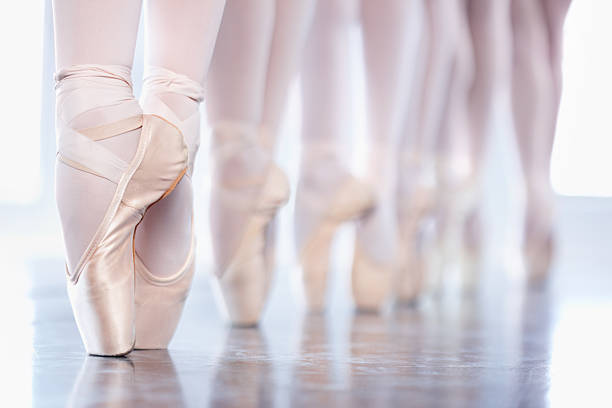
[141,66,204,175]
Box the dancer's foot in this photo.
[133,66,203,349]
[55,65,188,356]
[352,145,399,312]
[396,153,437,304]
[295,156,374,311]
[523,185,556,286]
[210,122,290,326]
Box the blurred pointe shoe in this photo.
[351,144,400,312]
[55,65,188,356]
[433,156,480,294]
[396,153,437,304]
[351,240,397,312]
[210,122,290,326]
[133,66,203,349]
[523,189,556,286]
[297,175,375,312]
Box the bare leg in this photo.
[135,0,225,278]
[53,0,143,274]
[352,0,415,311]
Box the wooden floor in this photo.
[4,196,612,407]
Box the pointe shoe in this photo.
[133,67,203,349]
[134,237,195,349]
[396,186,436,304]
[524,231,554,286]
[210,122,290,326]
[297,176,374,311]
[396,153,437,304]
[56,66,188,356]
[59,114,187,356]
[523,197,556,286]
[351,240,398,312]
[434,156,480,293]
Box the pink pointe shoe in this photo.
[55,65,188,356]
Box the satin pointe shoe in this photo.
[396,153,437,303]
[351,241,398,312]
[434,156,480,293]
[524,228,555,287]
[133,66,203,349]
[297,175,374,312]
[55,65,188,356]
[523,189,556,286]
[350,145,399,312]
[396,153,437,304]
[210,122,290,326]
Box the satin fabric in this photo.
[209,122,290,326]
[56,65,188,356]
[133,65,202,349]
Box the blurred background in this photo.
[1,1,611,406]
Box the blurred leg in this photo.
[205,1,291,325]
[510,0,557,282]
[431,0,477,290]
[466,0,509,175]
[395,0,436,302]
[459,0,510,285]
[259,0,316,151]
[296,0,377,311]
[542,0,572,135]
[352,0,415,311]
[206,0,275,126]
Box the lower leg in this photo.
[511,0,558,279]
[511,0,556,204]
[356,0,415,265]
[353,0,417,310]
[296,0,375,311]
[461,0,509,264]
[52,0,143,273]
[295,0,360,252]
[433,1,480,288]
[206,0,275,127]
[466,0,508,173]
[206,0,289,325]
[542,0,572,105]
[134,0,225,278]
[259,0,316,151]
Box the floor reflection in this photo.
[68,351,187,407]
[209,328,275,407]
[15,196,612,407]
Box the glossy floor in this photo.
[3,196,612,407]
